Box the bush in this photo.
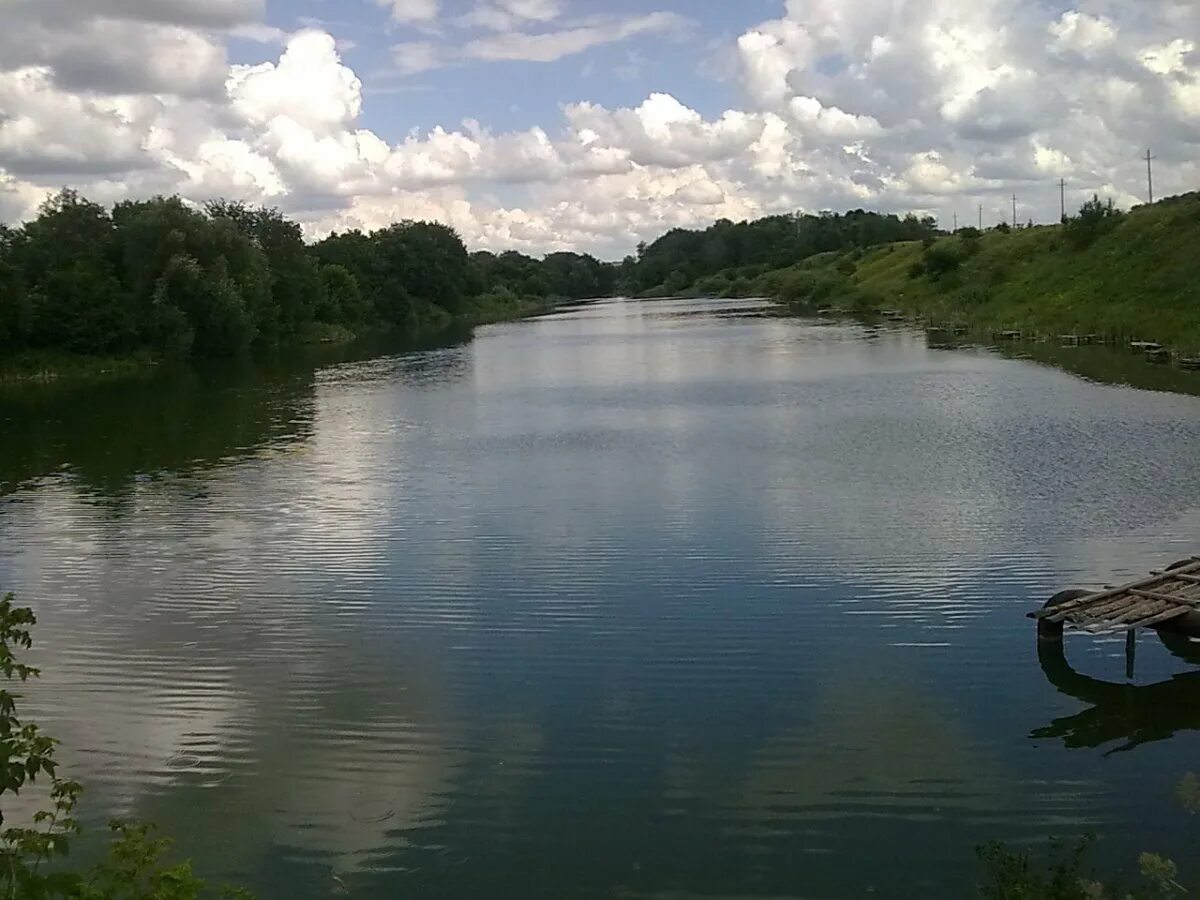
[922,243,965,280]
[1065,195,1122,250]
[977,839,1096,900]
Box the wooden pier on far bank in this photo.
[1031,558,1200,641]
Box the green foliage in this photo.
[372,220,468,315]
[978,769,1200,900]
[316,264,367,324]
[2,190,621,367]
[923,243,965,280]
[754,192,1200,351]
[540,252,616,299]
[152,256,252,358]
[1065,195,1123,250]
[0,594,251,899]
[977,839,1096,900]
[622,209,939,296]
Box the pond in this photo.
[3,297,1200,898]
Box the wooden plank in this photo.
[1032,559,1200,619]
[1048,593,1142,623]
[1109,599,1168,625]
[1074,599,1163,629]
[1080,606,1190,633]
[1128,588,1200,608]
[1129,605,1195,630]
[1055,597,1139,625]
[1167,573,1200,585]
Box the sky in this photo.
[0,0,1197,258]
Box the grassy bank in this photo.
[691,192,1200,353]
[0,349,159,385]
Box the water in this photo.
[3,297,1200,898]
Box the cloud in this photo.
[376,0,439,25]
[29,0,264,29]
[0,68,156,178]
[392,10,690,73]
[464,12,688,63]
[0,9,230,98]
[392,41,444,74]
[2,3,1200,257]
[459,0,565,31]
[228,31,363,133]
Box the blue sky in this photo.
[242,0,779,137]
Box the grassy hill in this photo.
[710,192,1200,352]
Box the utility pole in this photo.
[1012,194,1018,230]
[953,212,958,233]
[1059,178,1066,222]
[1145,149,1156,204]
[978,204,983,231]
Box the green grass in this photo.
[741,192,1200,352]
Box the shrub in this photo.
[1065,195,1122,250]
[922,243,964,280]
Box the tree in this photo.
[0,258,32,352]
[317,264,367,324]
[1065,195,1122,250]
[311,230,381,320]
[624,209,941,296]
[152,255,253,357]
[9,191,136,353]
[372,221,469,315]
[206,201,320,342]
[112,198,271,354]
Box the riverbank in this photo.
[0,291,555,387]
[679,192,1200,356]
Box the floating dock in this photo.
[1031,558,1200,641]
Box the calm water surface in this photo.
[4,297,1200,898]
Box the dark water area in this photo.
[3,297,1200,899]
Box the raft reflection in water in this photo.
[1035,633,1200,755]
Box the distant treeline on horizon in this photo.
[0,190,940,360]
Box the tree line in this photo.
[0,191,944,361]
[617,209,940,296]
[0,190,615,359]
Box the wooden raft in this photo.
[1030,559,1200,633]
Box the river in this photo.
[3,297,1200,898]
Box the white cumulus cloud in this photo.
[0,2,1198,256]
